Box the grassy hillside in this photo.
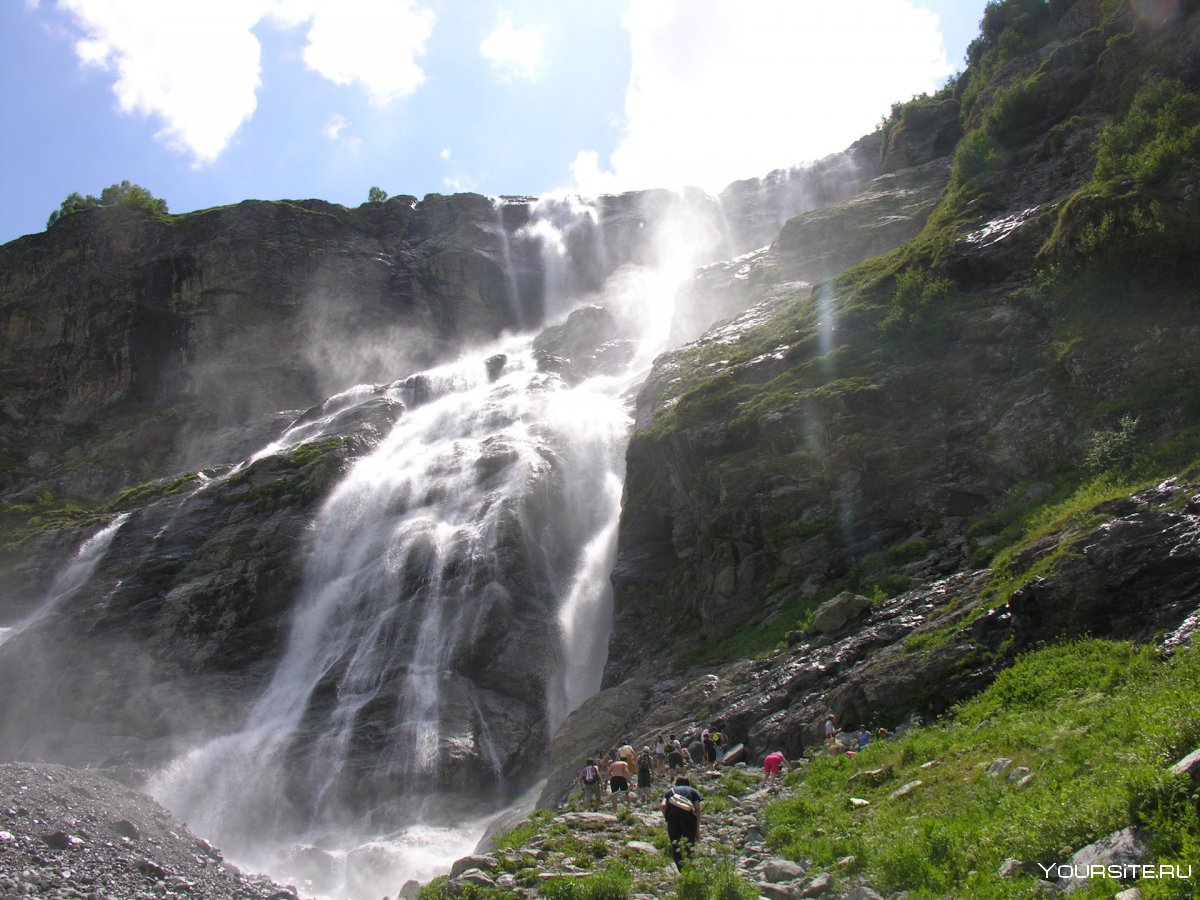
[767,638,1200,898]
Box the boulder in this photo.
[1058,827,1150,893]
[811,593,871,635]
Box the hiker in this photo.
[713,728,726,765]
[618,740,637,772]
[637,745,654,795]
[763,749,790,783]
[680,744,694,769]
[597,749,612,791]
[578,757,602,810]
[824,714,838,742]
[660,775,703,868]
[667,740,684,773]
[608,754,632,810]
[701,724,716,764]
[654,734,667,777]
[857,726,870,749]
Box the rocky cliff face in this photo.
[604,0,1200,693]
[0,163,874,818]
[0,194,538,503]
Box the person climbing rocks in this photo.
[660,775,703,868]
[597,749,612,791]
[637,745,653,796]
[762,749,790,784]
[667,739,684,773]
[607,754,631,811]
[578,757,602,810]
[701,725,715,764]
[618,740,637,773]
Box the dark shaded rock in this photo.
[110,819,140,840]
[485,353,508,381]
[41,831,82,850]
[537,679,651,808]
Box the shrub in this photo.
[1094,79,1200,188]
[47,180,168,228]
[367,185,388,203]
[880,267,953,333]
[1084,414,1140,473]
[674,860,758,900]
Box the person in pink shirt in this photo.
[763,750,790,783]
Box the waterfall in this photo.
[144,192,726,898]
[0,514,129,650]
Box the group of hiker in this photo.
[823,713,889,752]
[574,715,889,867]
[574,725,736,867]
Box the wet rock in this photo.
[811,593,872,635]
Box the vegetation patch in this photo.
[765,639,1200,898]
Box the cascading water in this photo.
[147,193,727,898]
[0,514,129,650]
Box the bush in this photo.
[1094,79,1200,188]
[1085,414,1140,473]
[47,180,168,228]
[674,860,758,900]
[1041,78,1200,278]
[880,267,953,333]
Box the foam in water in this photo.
[146,191,735,897]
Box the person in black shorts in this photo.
[660,775,703,867]
[607,755,631,810]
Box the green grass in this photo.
[492,808,554,850]
[673,859,758,900]
[764,638,1200,898]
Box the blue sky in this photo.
[1,0,990,245]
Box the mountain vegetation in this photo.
[45,180,169,228]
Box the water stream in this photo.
[145,194,723,898]
[0,514,129,650]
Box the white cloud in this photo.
[440,147,452,160]
[270,0,436,104]
[571,0,953,195]
[58,0,265,165]
[323,113,348,139]
[52,0,436,165]
[480,14,547,81]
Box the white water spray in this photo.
[0,514,129,650]
[147,193,726,898]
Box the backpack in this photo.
[581,765,599,785]
[666,789,695,813]
[639,751,652,770]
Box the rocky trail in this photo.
[430,761,887,900]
